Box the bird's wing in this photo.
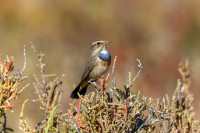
[81,55,97,81]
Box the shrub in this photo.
[0,45,199,132]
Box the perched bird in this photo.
[70,40,111,99]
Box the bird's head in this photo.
[90,40,111,56]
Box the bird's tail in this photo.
[70,81,89,99]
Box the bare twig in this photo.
[18,83,31,94]
[19,45,27,79]
[111,56,117,90]
[130,59,143,88]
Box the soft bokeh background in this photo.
[0,1,200,132]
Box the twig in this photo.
[18,83,31,94]
[111,56,117,90]
[125,67,133,87]
[20,45,27,78]
[31,43,46,85]
[161,121,176,133]
[130,59,143,88]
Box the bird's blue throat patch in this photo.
[99,52,111,61]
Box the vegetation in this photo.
[0,46,199,132]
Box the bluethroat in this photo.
[70,40,111,99]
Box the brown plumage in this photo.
[70,40,111,99]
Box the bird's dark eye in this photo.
[97,42,100,45]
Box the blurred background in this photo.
[0,0,200,132]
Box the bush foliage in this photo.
[0,45,199,133]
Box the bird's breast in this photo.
[100,60,110,67]
[98,52,111,62]
[89,57,111,80]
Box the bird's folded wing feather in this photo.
[81,55,97,81]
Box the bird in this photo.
[70,40,111,99]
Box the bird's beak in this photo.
[106,41,112,44]
[101,41,112,46]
